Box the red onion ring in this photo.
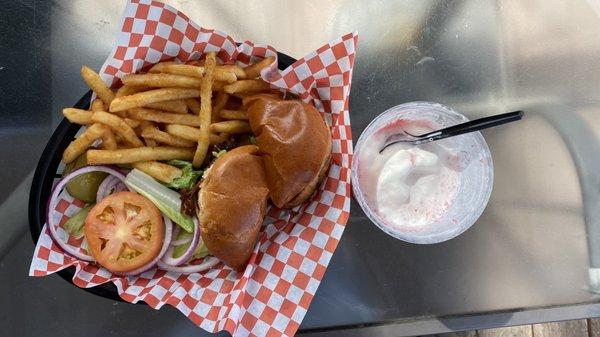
[161,218,200,266]
[169,236,192,246]
[120,215,173,276]
[96,175,127,201]
[172,223,180,237]
[156,256,220,274]
[169,228,193,246]
[47,165,128,262]
[169,224,181,246]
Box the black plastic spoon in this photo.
[379,110,524,153]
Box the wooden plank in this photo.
[435,331,477,337]
[479,325,533,337]
[588,318,600,337]
[532,320,588,337]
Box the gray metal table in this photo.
[2,1,600,336]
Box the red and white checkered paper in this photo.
[30,1,356,336]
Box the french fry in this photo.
[100,128,118,150]
[219,109,248,120]
[127,108,200,127]
[136,121,158,146]
[81,65,115,105]
[213,81,226,91]
[91,99,105,112]
[187,59,205,67]
[165,124,229,144]
[135,120,152,136]
[91,111,144,147]
[138,120,156,131]
[217,65,246,79]
[109,88,200,112]
[213,69,236,83]
[210,120,251,134]
[149,63,204,78]
[123,73,202,88]
[185,98,201,115]
[141,125,197,147]
[150,63,240,83]
[243,56,275,79]
[223,79,269,94]
[87,147,195,165]
[116,85,152,98]
[114,133,125,144]
[212,92,229,123]
[132,161,182,183]
[210,132,230,144]
[63,108,92,125]
[165,124,199,141]
[148,61,176,71]
[124,118,141,129]
[193,51,216,167]
[144,139,158,147]
[62,123,106,163]
[145,99,188,114]
[111,110,128,118]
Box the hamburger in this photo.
[197,98,331,271]
[198,145,269,271]
[245,97,332,208]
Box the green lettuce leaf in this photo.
[191,240,210,260]
[164,160,202,190]
[211,149,227,159]
[64,204,94,239]
[172,231,193,258]
[171,230,210,261]
[125,169,194,232]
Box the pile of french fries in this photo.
[61,53,277,182]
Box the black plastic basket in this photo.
[28,52,297,302]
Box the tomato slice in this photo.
[84,191,165,274]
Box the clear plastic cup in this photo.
[351,101,494,244]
